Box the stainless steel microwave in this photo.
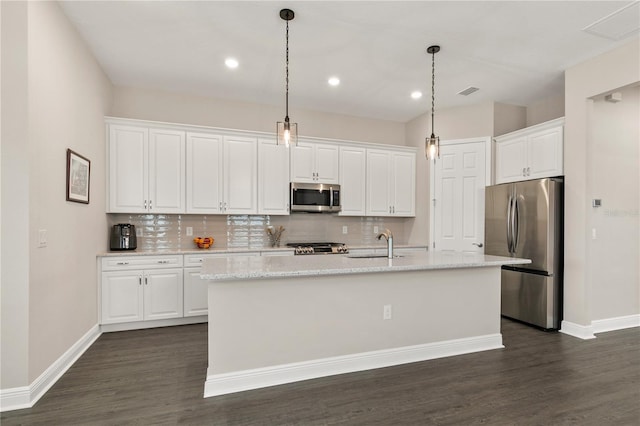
[290,182,341,213]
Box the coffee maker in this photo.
[110,224,137,251]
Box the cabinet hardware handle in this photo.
[219,201,222,211]
[144,277,148,285]
[527,167,530,176]
[144,200,147,209]
[522,167,526,176]
[224,202,227,211]
[139,276,142,285]
[393,206,395,214]
[472,243,484,248]
[157,260,168,264]
[116,261,129,265]
[149,200,152,210]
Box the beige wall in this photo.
[493,102,526,137]
[111,86,406,146]
[564,38,640,327]
[1,1,113,391]
[1,0,30,390]
[526,94,565,127]
[588,86,639,320]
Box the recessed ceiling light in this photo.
[225,58,239,69]
[328,77,340,86]
[411,91,422,99]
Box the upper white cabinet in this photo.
[258,138,290,215]
[339,146,366,216]
[494,118,564,184]
[108,125,185,213]
[290,141,339,184]
[366,149,416,217]
[186,132,257,214]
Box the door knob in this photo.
[472,243,484,248]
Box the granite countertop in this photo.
[200,251,531,281]
[97,244,428,257]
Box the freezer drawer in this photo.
[501,269,560,330]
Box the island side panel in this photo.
[207,266,501,374]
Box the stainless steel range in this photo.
[286,242,349,255]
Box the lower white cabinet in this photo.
[101,255,184,325]
[182,252,261,317]
[183,268,208,317]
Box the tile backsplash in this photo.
[107,214,408,251]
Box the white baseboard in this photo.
[560,320,596,340]
[593,314,640,334]
[0,324,101,412]
[100,316,207,333]
[204,333,503,398]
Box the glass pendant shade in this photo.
[277,118,298,147]
[426,133,439,160]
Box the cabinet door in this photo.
[527,126,563,179]
[495,136,527,184]
[391,152,416,216]
[101,270,144,324]
[366,150,392,216]
[290,142,315,182]
[183,268,208,317]
[186,132,223,213]
[108,125,148,213]
[148,129,185,213]
[339,146,366,216]
[224,136,257,214]
[258,138,290,215]
[315,144,340,184]
[143,268,183,320]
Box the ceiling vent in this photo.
[458,86,479,96]
[583,2,640,40]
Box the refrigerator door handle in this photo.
[513,197,520,253]
[506,195,514,253]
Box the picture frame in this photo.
[66,149,90,204]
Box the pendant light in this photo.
[277,8,297,147]
[426,45,440,160]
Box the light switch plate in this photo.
[38,229,47,248]
[342,226,348,234]
[186,227,193,236]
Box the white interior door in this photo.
[433,138,490,252]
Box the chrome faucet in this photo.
[376,229,394,259]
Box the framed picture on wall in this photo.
[66,149,90,204]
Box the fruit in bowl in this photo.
[193,237,214,249]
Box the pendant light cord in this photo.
[430,50,435,137]
[285,19,290,121]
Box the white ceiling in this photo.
[59,1,639,123]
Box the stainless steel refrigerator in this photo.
[484,177,563,330]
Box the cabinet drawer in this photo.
[184,251,260,266]
[101,255,183,271]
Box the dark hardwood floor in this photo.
[2,319,639,425]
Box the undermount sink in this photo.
[346,254,403,259]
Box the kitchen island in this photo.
[201,251,529,397]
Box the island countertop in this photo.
[201,251,530,281]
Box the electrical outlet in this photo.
[186,227,193,236]
[136,227,143,237]
[342,225,348,234]
[383,304,392,320]
[38,229,47,248]
[373,226,379,234]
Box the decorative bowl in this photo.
[193,237,214,249]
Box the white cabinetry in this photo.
[258,138,290,215]
[494,118,564,184]
[101,255,184,325]
[290,141,339,184]
[183,252,261,317]
[366,149,416,217]
[108,124,185,213]
[186,132,257,214]
[339,146,367,216]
